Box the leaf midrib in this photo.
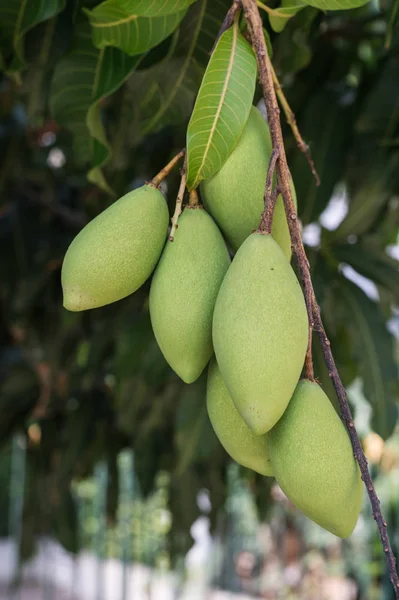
[91,13,139,28]
[191,21,238,189]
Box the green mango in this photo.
[200,105,297,258]
[207,358,273,476]
[62,184,169,311]
[268,380,363,538]
[149,207,230,384]
[213,233,308,434]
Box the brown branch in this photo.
[260,187,280,235]
[242,0,399,594]
[211,0,242,54]
[271,64,320,186]
[151,149,185,187]
[304,326,314,381]
[258,148,279,234]
[169,155,187,242]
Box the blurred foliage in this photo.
[0,0,398,575]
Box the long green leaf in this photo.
[50,21,142,192]
[338,278,398,440]
[131,56,200,137]
[334,54,399,240]
[272,7,317,74]
[91,0,197,17]
[332,239,399,299]
[268,0,306,33]
[385,0,399,49]
[85,2,187,55]
[130,0,226,138]
[186,22,257,190]
[290,89,355,225]
[319,279,359,387]
[0,0,65,80]
[304,0,369,9]
[333,154,398,240]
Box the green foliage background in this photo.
[0,0,398,569]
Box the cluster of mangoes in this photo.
[62,106,362,539]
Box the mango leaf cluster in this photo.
[0,0,398,566]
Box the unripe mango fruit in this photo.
[149,207,230,384]
[62,185,169,311]
[213,233,308,434]
[207,358,273,476]
[200,106,297,258]
[268,380,362,538]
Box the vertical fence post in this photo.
[94,461,109,600]
[8,433,27,599]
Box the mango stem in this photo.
[188,189,199,207]
[152,149,185,187]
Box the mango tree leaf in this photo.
[86,50,144,189]
[318,280,360,388]
[91,0,197,17]
[289,88,355,226]
[267,0,307,33]
[129,0,231,138]
[186,22,257,190]
[332,239,399,299]
[129,0,207,137]
[50,21,143,192]
[272,7,317,74]
[85,2,187,55]
[333,54,399,240]
[192,0,232,66]
[332,154,399,241]
[338,278,398,440]
[303,0,369,9]
[0,0,65,80]
[385,0,399,49]
[352,53,399,162]
[24,17,65,125]
[131,56,199,137]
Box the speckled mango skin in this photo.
[200,106,297,258]
[268,380,363,538]
[207,358,273,476]
[149,207,231,384]
[62,185,169,311]
[212,233,308,434]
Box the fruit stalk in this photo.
[241,0,399,592]
[169,155,188,241]
[189,189,199,207]
[152,149,185,187]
